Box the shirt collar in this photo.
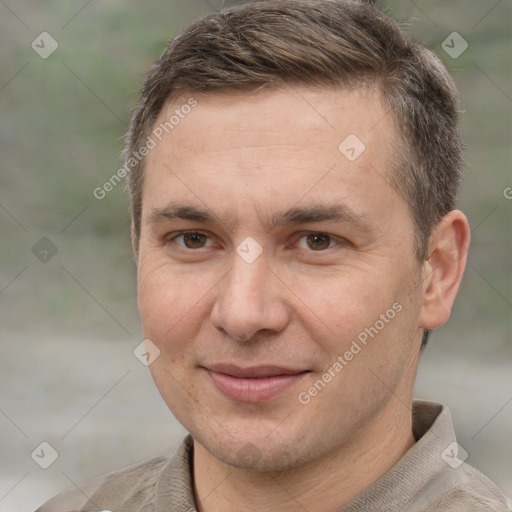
[154,400,452,511]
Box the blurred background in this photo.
[1,0,510,510]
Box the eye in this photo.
[169,231,214,249]
[295,232,343,251]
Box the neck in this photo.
[193,400,416,512]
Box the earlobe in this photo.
[418,210,471,330]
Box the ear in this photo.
[418,210,470,330]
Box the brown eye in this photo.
[306,233,331,250]
[182,232,208,248]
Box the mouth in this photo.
[203,364,310,403]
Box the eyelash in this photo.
[292,232,344,251]
[167,231,215,249]
[165,230,346,252]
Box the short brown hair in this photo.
[124,0,463,260]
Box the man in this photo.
[37,0,510,510]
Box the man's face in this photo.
[137,86,424,471]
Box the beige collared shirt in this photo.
[36,400,511,511]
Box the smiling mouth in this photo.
[203,364,310,403]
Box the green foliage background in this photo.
[1,1,511,347]
[0,1,511,507]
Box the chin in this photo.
[189,415,327,472]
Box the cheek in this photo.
[287,267,398,349]
[137,256,211,344]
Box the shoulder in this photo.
[35,453,172,512]
[410,400,511,511]
[421,461,511,511]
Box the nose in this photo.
[210,251,290,342]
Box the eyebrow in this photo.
[149,203,217,225]
[270,204,369,231]
[147,202,371,232]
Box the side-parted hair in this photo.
[124,0,464,347]
[125,0,463,259]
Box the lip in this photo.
[204,364,309,403]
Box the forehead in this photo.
[155,85,392,155]
[142,85,405,226]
